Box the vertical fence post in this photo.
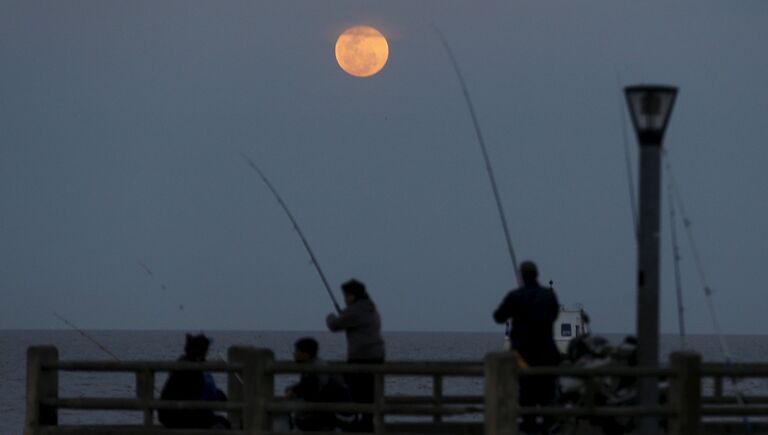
[231,347,274,435]
[228,347,245,430]
[433,374,443,423]
[714,375,723,398]
[669,351,701,435]
[25,346,59,435]
[136,369,154,426]
[485,352,518,435]
[373,372,386,434]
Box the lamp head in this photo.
[624,85,678,146]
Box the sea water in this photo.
[2,330,767,434]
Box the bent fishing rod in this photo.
[433,25,522,287]
[240,152,342,314]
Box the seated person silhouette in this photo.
[285,337,354,431]
[158,333,230,429]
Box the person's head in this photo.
[184,333,211,361]
[341,279,368,306]
[520,261,539,286]
[293,337,319,363]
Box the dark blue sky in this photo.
[1,0,766,334]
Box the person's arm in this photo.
[289,374,320,400]
[326,307,362,331]
[493,292,517,324]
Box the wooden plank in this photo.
[42,398,241,411]
[387,422,483,435]
[26,346,59,434]
[46,360,238,372]
[373,373,385,434]
[520,366,675,377]
[227,347,245,430]
[272,361,484,376]
[39,427,242,435]
[386,395,483,404]
[703,396,768,404]
[267,401,374,413]
[701,364,768,377]
[135,370,154,426]
[517,406,676,417]
[669,352,701,435]
[484,352,518,435]
[267,401,482,415]
[702,406,768,416]
[714,376,724,397]
[234,347,274,435]
[432,374,443,423]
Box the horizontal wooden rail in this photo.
[702,364,768,377]
[517,405,677,417]
[703,396,768,404]
[384,395,484,404]
[42,398,242,411]
[521,366,675,377]
[702,406,768,416]
[262,432,435,435]
[271,361,483,376]
[38,428,242,435]
[269,394,484,405]
[267,401,483,415]
[45,360,240,372]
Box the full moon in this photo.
[335,26,389,78]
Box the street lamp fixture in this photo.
[624,83,678,432]
[624,85,678,146]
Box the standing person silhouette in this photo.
[326,279,385,432]
[493,261,561,434]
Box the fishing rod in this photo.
[138,259,168,291]
[432,25,521,287]
[53,312,121,361]
[240,152,342,314]
[617,73,639,240]
[666,179,686,349]
[663,152,753,432]
[217,351,244,385]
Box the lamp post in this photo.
[624,84,678,432]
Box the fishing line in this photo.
[663,152,752,432]
[53,312,121,361]
[138,260,168,291]
[217,351,244,385]
[663,152,731,357]
[617,73,639,240]
[432,24,521,286]
[666,179,686,349]
[240,152,342,314]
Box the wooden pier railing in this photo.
[25,346,768,435]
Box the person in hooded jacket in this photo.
[158,333,230,429]
[326,279,385,432]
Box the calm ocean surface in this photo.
[2,330,767,434]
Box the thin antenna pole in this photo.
[240,152,342,313]
[53,312,121,361]
[433,25,521,286]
